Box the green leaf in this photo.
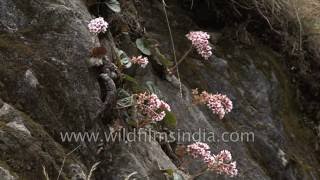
[117,88,131,98]
[155,48,173,67]
[136,38,151,55]
[105,0,121,13]
[115,48,132,68]
[161,168,174,176]
[123,74,138,85]
[116,96,134,108]
[163,111,177,128]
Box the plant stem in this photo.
[161,0,183,98]
[97,0,100,16]
[170,45,193,71]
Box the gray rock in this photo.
[24,70,39,88]
[87,57,103,67]
[0,103,11,117]
[6,121,31,136]
[69,164,86,180]
[0,0,319,180]
[277,149,288,167]
[134,0,320,179]
[0,167,16,180]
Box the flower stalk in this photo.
[170,45,193,71]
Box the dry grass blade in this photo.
[228,0,320,55]
[42,165,50,180]
[87,162,101,180]
[124,171,138,180]
[57,145,81,180]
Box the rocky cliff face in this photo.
[0,0,319,180]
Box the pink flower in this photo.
[136,93,171,121]
[152,111,166,122]
[208,159,238,177]
[88,17,109,34]
[186,143,238,177]
[131,56,149,68]
[200,91,233,119]
[215,150,232,162]
[207,150,237,177]
[186,31,213,60]
[187,142,211,159]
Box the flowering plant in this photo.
[135,93,171,122]
[208,150,238,177]
[186,31,213,60]
[192,89,233,119]
[185,142,238,177]
[186,142,211,159]
[170,31,213,71]
[88,17,109,34]
[130,56,149,68]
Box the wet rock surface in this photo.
[0,0,319,179]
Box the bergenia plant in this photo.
[130,56,149,68]
[208,150,238,177]
[185,142,238,178]
[171,31,213,71]
[88,17,109,34]
[187,142,211,159]
[192,89,233,119]
[135,92,171,122]
[186,31,212,60]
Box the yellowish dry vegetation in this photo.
[230,0,320,56]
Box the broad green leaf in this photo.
[163,111,177,128]
[105,0,121,13]
[136,38,151,55]
[115,48,132,68]
[116,96,134,108]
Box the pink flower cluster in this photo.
[186,31,213,60]
[88,17,109,34]
[208,150,238,177]
[186,142,211,159]
[136,93,171,121]
[131,56,149,68]
[187,142,238,177]
[193,90,233,119]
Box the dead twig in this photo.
[161,0,183,98]
[57,145,81,180]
